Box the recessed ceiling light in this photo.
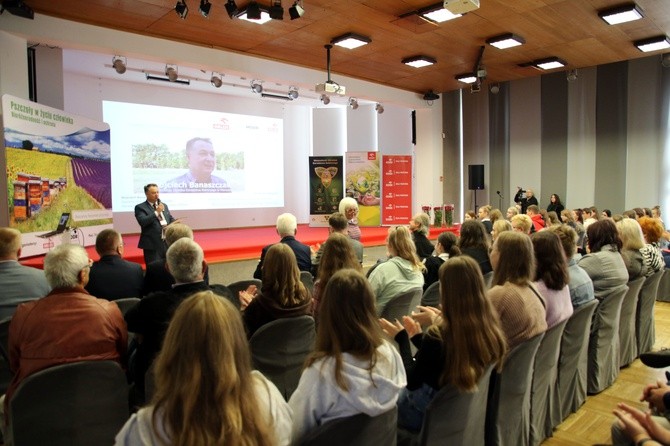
[455,73,477,84]
[402,55,437,68]
[598,3,644,25]
[534,57,567,70]
[418,3,462,23]
[634,35,670,53]
[331,33,372,49]
[486,33,525,49]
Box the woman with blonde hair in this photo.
[616,218,647,281]
[115,291,292,445]
[312,232,362,319]
[289,269,406,441]
[491,219,512,242]
[380,256,507,432]
[368,226,424,315]
[243,243,311,338]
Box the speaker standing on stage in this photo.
[135,183,175,264]
[514,187,538,215]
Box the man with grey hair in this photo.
[86,228,144,301]
[253,212,311,280]
[6,244,127,414]
[125,238,232,396]
[0,227,50,319]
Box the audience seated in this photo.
[339,197,361,241]
[478,205,493,234]
[638,216,665,277]
[4,244,127,423]
[125,238,232,393]
[616,218,648,281]
[253,213,311,280]
[526,205,545,233]
[578,220,628,301]
[487,231,547,349]
[289,269,406,441]
[422,232,460,291]
[243,244,312,338]
[458,220,492,275]
[85,229,143,301]
[311,233,361,321]
[368,226,424,315]
[491,219,512,242]
[506,207,519,220]
[611,378,670,446]
[143,222,209,296]
[583,207,599,229]
[311,212,363,277]
[409,212,434,260]
[547,225,595,308]
[490,208,504,224]
[0,228,50,319]
[115,291,292,445]
[511,214,533,235]
[380,256,507,432]
[531,231,573,328]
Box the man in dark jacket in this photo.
[86,229,143,301]
[253,213,311,280]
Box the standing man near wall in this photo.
[514,187,539,215]
[135,183,175,264]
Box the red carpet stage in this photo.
[21,224,460,269]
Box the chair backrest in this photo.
[486,332,544,446]
[588,286,628,394]
[418,364,494,445]
[300,271,314,294]
[380,288,423,321]
[249,315,316,400]
[114,297,140,316]
[637,270,665,354]
[619,276,646,368]
[421,281,440,307]
[297,407,397,446]
[9,360,129,446]
[657,269,670,302]
[557,299,598,420]
[227,279,263,306]
[0,317,12,394]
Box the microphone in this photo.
[496,190,501,195]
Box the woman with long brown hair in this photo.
[115,291,292,445]
[289,269,406,441]
[243,243,311,338]
[531,231,573,328]
[380,256,508,432]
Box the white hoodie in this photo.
[288,340,407,441]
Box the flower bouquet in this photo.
[421,205,432,225]
[433,206,443,227]
[444,204,454,227]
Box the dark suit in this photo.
[253,235,312,280]
[142,258,210,297]
[134,200,174,264]
[85,255,144,301]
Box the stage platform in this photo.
[21,224,460,269]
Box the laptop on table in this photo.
[37,213,70,238]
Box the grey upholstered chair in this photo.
[300,271,315,294]
[0,317,12,394]
[296,407,398,446]
[114,297,140,316]
[380,288,423,321]
[421,281,440,308]
[657,269,670,302]
[415,364,494,445]
[557,299,598,421]
[619,277,646,368]
[227,279,263,307]
[636,270,665,355]
[587,286,628,394]
[530,319,568,446]
[9,360,129,446]
[249,315,315,400]
[485,332,544,446]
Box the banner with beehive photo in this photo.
[1,94,112,257]
[308,156,343,227]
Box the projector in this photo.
[315,82,346,95]
[443,0,479,14]
[1,0,34,19]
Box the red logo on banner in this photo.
[381,155,412,225]
[367,152,377,161]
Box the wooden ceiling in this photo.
[18,0,670,93]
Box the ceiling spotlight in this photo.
[287,86,299,100]
[533,57,567,70]
[237,4,272,23]
[331,33,372,49]
[251,80,263,94]
[417,3,462,23]
[199,0,211,17]
[599,3,643,25]
[175,0,188,19]
[320,94,330,105]
[402,55,436,68]
[112,56,126,74]
[489,83,500,94]
[375,103,384,114]
[486,33,525,50]
[634,35,670,53]
[269,0,284,19]
[455,73,477,84]
[566,69,578,82]
[348,97,359,110]
[225,0,239,18]
[423,91,440,101]
[246,0,261,19]
[288,0,304,20]
[165,65,179,82]
[211,73,223,88]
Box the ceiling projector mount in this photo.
[315,44,346,96]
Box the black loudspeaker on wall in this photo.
[468,164,484,190]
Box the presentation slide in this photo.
[103,101,284,212]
